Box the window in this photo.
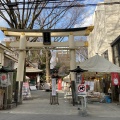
[102,50,109,60]
[112,37,120,66]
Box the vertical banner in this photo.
[0,73,8,87]
[76,74,84,84]
[52,78,56,96]
[58,78,62,90]
[81,74,85,84]
[76,74,81,84]
[111,72,120,85]
[22,82,31,99]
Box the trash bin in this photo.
[107,98,111,103]
[104,95,111,103]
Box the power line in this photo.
[0,2,120,10]
[0,0,84,6]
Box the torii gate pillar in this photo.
[69,34,76,105]
[69,34,76,81]
[16,34,26,103]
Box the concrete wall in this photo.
[88,0,120,62]
[0,48,4,66]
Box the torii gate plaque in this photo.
[0,26,93,102]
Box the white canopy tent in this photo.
[63,74,70,82]
[76,54,120,73]
[25,76,30,80]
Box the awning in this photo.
[26,76,30,80]
[76,54,120,73]
[63,74,70,82]
[26,67,43,73]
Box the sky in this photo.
[0,18,8,41]
[0,0,103,41]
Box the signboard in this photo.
[77,84,86,95]
[44,83,50,90]
[22,82,31,99]
[76,74,85,84]
[0,73,10,87]
[111,72,120,85]
[76,74,81,84]
[43,32,51,45]
[52,78,56,96]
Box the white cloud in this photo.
[81,15,93,27]
[0,13,10,40]
[0,21,7,27]
[50,51,57,69]
[0,19,7,40]
[74,15,94,28]
[0,16,9,27]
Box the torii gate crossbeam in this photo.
[1,26,93,36]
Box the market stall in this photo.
[77,54,120,103]
[77,54,120,73]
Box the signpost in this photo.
[77,84,86,95]
[50,69,59,105]
[77,84,87,116]
[52,78,56,96]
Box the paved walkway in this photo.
[87,102,120,117]
[0,90,120,120]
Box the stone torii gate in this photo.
[0,26,93,103]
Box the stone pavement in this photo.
[0,90,120,120]
[87,102,120,117]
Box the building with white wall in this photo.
[88,0,120,63]
[87,0,120,101]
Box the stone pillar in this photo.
[69,33,76,105]
[46,50,50,83]
[16,34,26,103]
[69,34,76,80]
[7,72,13,104]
